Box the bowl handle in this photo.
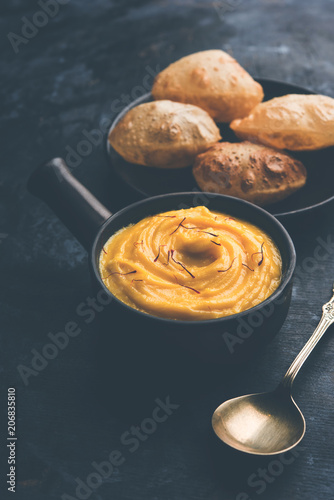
[27,158,112,250]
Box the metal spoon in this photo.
[212,287,334,455]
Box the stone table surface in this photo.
[1,1,334,499]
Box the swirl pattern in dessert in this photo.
[99,206,281,320]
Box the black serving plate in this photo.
[106,79,334,218]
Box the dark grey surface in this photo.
[1,1,334,499]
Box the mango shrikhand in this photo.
[99,206,282,320]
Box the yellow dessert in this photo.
[99,206,282,320]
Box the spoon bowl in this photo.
[212,388,305,455]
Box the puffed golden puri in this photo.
[192,142,307,206]
[230,94,334,151]
[151,50,264,123]
[99,206,282,320]
[108,100,221,168]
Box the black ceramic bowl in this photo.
[28,158,296,363]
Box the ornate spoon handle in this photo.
[280,286,334,390]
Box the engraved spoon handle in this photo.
[280,287,334,391]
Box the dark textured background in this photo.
[1,1,334,499]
